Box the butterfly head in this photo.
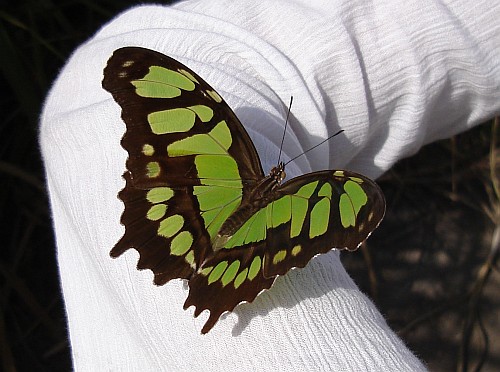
[270,162,286,186]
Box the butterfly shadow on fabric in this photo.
[230,249,351,335]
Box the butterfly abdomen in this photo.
[217,169,283,238]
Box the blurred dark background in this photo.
[1,1,498,371]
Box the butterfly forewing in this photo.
[103,47,386,334]
[104,47,265,279]
[103,47,264,187]
[262,170,385,277]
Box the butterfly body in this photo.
[217,162,285,241]
[103,47,385,334]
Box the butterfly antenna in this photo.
[277,96,293,165]
[284,129,344,166]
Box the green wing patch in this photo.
[103,47,385,334]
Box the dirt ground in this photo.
[343,128,499,371]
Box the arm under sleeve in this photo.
[40,0,500,370]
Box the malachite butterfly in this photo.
[103,47,386,334]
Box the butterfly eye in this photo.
[280,170,286,182]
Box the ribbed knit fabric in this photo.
[40,1,500,370]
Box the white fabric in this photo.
[40,0,500,370]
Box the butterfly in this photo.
[102,47,385,334]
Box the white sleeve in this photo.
[40,0,499,371]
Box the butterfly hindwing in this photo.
[184,170,384,333]
[185,241,274,334]
[103,47,386,334]
[112,171,207,282]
